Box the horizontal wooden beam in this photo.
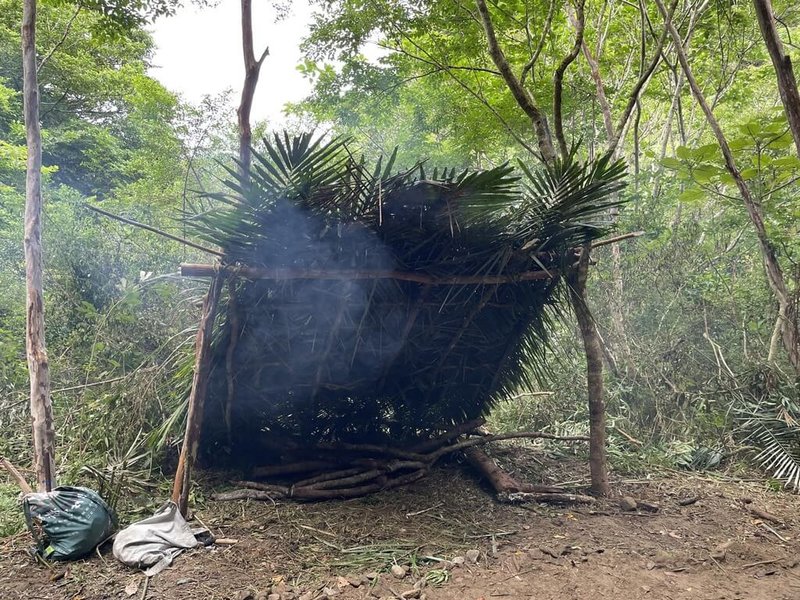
[591,230,645,248]
[180,263,556,285]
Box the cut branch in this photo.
[180,263,555,285]
[86,204,223,257]
[216,427,590,502]
[172,273,224,515]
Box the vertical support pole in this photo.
[172,273,224,516]
[22,0,56,493]
[568,245,610,497]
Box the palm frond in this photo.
[179,133,629,452]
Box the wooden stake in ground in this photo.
[22,0,56,493]
[172,273,224,516]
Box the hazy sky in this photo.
[148,0,314,124]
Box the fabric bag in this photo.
[23,486,117,560]
[112,501,211,576]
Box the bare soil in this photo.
[2,448,799,600]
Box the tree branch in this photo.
[520,0,556,86]
[553,0,586,159]
[37,2,81,73]
[475,0,557,161]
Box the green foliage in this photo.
[734,374,800,491]
[0,484,24,537]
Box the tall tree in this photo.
[237,0,269,177]
[753,0,800,158]
[475,0,612,496]
[22,0,56,492]
[654,0,800,374]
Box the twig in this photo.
[759,522,789,543]
[0,457,33,494]
[405,503,444,518]
[591,231,645,248]
[51,375,131,394]
[86,205,223,257]
[611,425,643,446]
[37,2,81,72]
[140,575,150,600]
[742,558,781,569]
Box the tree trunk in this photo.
[753,0,800,158]
[568,246,610,496]
[655,0,800,374]
[475,0,611,494]
[22,0,56,493]
[237,0,269,179]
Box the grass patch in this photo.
[0,482,25,538]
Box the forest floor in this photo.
[2,446,800,600]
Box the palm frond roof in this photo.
[185,132,626,453]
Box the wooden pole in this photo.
[567,245,610,497]
[172,273,224,516]
[22,0,56,493]
[179,263,555,285]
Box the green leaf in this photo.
[678,188,705,203]
[692,165,718,184]
[772,155,800,169]
[694,143,719,161]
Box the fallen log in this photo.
[462,446,567,494]
[498,491,596,505]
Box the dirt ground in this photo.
[2,448,800,600]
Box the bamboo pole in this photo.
[172,273,224,516]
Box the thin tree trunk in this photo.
[474,0,610,494]
[568,246,610,496]
[172,274,223,516]
[655,0,800,374]
[22,0,56,493]
[237,0,269,178]
[753,0,800,158]
[553,0,586,159]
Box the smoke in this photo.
[220,198,407,440]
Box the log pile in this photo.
[213,420,595,504]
